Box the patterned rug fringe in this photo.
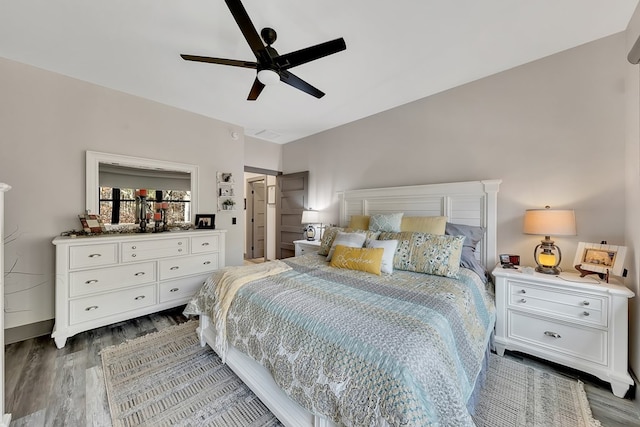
[102,322,602,427]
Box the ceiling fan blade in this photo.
[276,38,346,70]
[247,78,265,101]
[224,0,266,58]
[180,54,257,69]
[279,71,325,98]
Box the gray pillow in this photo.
[445,222,487,283]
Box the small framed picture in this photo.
[573,242,626,276]
[78,214,105,234]
[195,214,216,230]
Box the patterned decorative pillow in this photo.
[379,231,465,278]
[368,212,404,232]
[326,231,368,261]
[318,227,344,256]
[366,239,399,274]
[348,215,370,230]
[330,245,384,275]
[400,216,447,235]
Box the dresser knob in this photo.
[202,242,210,246]
[88,253,102,258]
[544,331,561,339]
[520,298,527,303]
[134,295,145,300]
[521,289,526,294]
[131,246,136,250]
[178,249,183,252]
[131,254,137,258]
[203,261,211,265]
[170,266,179,270]
[583,311,590,317]
[178,242,183,245]
[85,279,98,284]
[170,288,179,293]
[582,301,590,306]
[85,305,98,311]
[134,272,145,276]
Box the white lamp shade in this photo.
[301,210,319,224]
[257,69,280,86]
[523,209,576,236]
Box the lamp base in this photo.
[535,265,560,275]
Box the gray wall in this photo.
[0,57,246,329]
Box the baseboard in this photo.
[5,319,54,344]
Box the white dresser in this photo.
[52,230,226,348]
[492,265,634,397]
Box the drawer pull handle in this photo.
[170,266,180,270]
[583,311,590,317]
[88,253,102,258]
[134,272,145,276]
[134,295,145,300]
[178,249,183,253]
[521,289,526,294]
[203,261,211,265]
[131,246,137,250]
[85,305,98,311]
[85,279,98,284]
[582,301,590,306]
[544,331,561,339]
[131,254,137,258]
[170,288,179,292]
[202,242,210,246]
[178,242,183,245]
[520,298,527,303]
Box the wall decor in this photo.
[195,214,216,229]
[216,172,237,211]
[573,241,627,278]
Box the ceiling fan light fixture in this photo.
[257,69,280,86]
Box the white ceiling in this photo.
[1,1,638,143]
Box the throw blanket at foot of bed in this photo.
[186,254,495,427]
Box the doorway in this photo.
[244,168,279,262]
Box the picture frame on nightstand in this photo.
[573,241,626,276]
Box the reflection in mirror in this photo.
[86,151,199,227]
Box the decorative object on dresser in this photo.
[51,230,226,348]
[523,206,576,274]
[0,183,12,426]
[492,265,634,397]
[78,213,106,234]
[293,239,320,257]
[195,214,216,229]
[300,209,319,241]
[574,241,627,283]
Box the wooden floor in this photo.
[4,306,640,427]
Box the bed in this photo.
[184,180,501,426]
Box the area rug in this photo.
[101,321,281,427]
[102,321,601,427]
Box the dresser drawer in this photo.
[508,280,606,327]
[69,243,118,269]
[69,284,156,325]
[122,238,188,262]
[191,234,220,254]
[508,310,607,365]
[159,253,219,280]
[159,274,210,303]
[69,262,156,297]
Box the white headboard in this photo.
[337,180,501,269]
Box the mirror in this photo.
[86,151,199,225]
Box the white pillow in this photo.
[369,212,404,232]
[366,239,399,274]
[326,231,367,261]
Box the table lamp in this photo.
[301,210,319,241]
[523,206,576,274]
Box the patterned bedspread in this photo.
[184,254,495,426]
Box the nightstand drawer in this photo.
[508,280,606,327]
[508,310,607,366]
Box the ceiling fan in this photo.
[180,0,346,100]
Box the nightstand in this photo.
[492,265,634,397]
[293,239,321,257]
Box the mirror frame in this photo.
[86,151,199,222]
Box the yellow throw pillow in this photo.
[348,215,370,230]
[400,216,447,234]
[329,245,384,275]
